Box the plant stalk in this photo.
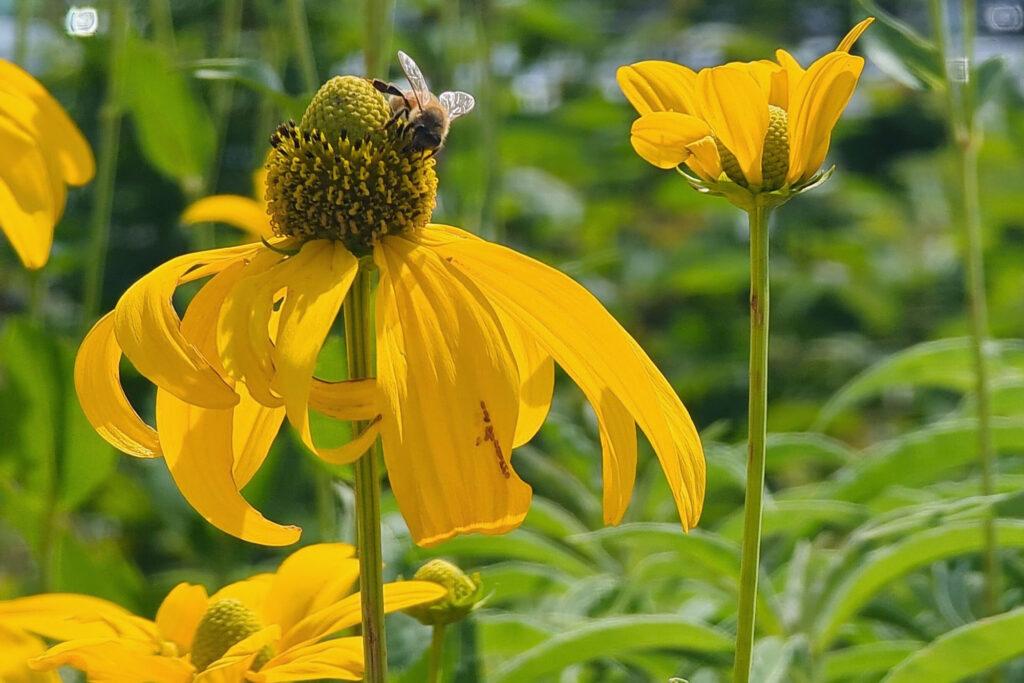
[427,624,446,683]
[82,0,129,322]
[343,266,387,683]
[287,0,318,93]
[732,200,771,683]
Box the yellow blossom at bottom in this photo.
[0,544,444,682]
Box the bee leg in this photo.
[384,109,406,129]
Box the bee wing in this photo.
[397,50,432,106]
[439,91,476,121]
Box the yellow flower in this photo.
[75,75,705,548]
[0,625,57,682]
[0,59,94,269]
[182,169,273,241]
[0,543,444,682]
[617,18,873,208]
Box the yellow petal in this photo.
[271,241,359,458]
[154,584,208,657]
[74,312,161,458]
[501,315,554,448]
[308,379,379,421]
[683,135,724,182]
[280,581,446,651]
[0,116,58,270]
[0,594,132,642]
[786,52,864,184]
[0,625,58,683]
[591,389,638,525]
[29,639,193,683]
[182,195,271,240]
[263,545,358,638]
[195,626,280,683]
[253,638,363,682]
[427,226,705,530]
[616,61,698,115]
[375,235,532,547]
[217,248,287,407]
[696,66,769,186]
[629,112,715,169]
[837,17,874,52]
[774,49,806,105]
[113,244,259,409]
[0,59,95,185]
[209,574,274,613]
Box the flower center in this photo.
[189,599,271,672]
[265,75,438,254]
[404,558,484,626]
[714,104,789,191]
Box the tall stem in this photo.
[363,0,394,77]
[343,266,387,683]
[930,0,999,617]
[287,0,318,93]
[82,0,128,322]
[732,200,770,683]
[14,0,30,65]
[427,624,446,683]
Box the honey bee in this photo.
[372,51,475,152]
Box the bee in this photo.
[372,51,475,153]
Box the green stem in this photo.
[732,200,771,683]
[147,0,176,53]
[287,0,318,93]
[474,0,501,241]
[427,624,446,683]
[82,0,129,322]
[14,0,30,65]
[363,0,394,77]
[930,0,999,618]
[343,265,387,683]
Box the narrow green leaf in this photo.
[883,608,1024,683]
[411,529,597,577]
[489,615,732,683]
[856,0,944,90]
[815,520,1024,650]
[823,641,922,681]
[187,57,307,119]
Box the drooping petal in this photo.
[0,594,133,642]
[154,584,208,656]
[786,52,864,184]
[375,235,531,547]
[270,241,359,458]
[279,581,446,651]
[29,639,193,683]
[182,195,271,239]
[499,314,554,448]
[616,61,698,115]
[0,60,95,185]
[264,546,358,638]
[252,638,363,682]
[74,312,161,458]
[696,66,769,186]
[0,116,58,269]
[0,625,58,683]
[591,389,638,525]
[308,379,379,421]
[629,112,715,170]
[113,244,259,408]
[425,226,705,530]
[837,17,875,52]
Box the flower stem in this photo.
[82,0,128,322]
[343,264,388,683]
[427,624,446,683]
[930,0,999,618]
[732,199,771,683]
[287,0,318,93]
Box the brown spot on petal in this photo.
[479,400,511,479]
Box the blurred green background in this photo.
[2,0,1024,680]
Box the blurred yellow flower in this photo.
[182,169,273,241]
[75,75,704,548]
[617,18,872,208]
[0,625,57,682]
[0,544,444,682]
[0,59,94,269]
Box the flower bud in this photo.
[403,559,484,626]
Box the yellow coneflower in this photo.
[74,74,705,548]
[181,169,273,240]
[617,17,873,210]
[0,543,443,681]
[0,59,94,269]
[0,625,56,683]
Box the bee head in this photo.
[410,107,446,151]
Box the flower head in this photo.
[617,18,873,210]
[0,543,444,682]
[404,559,485,626]
[0,59,94,269]
[76,69,705,548]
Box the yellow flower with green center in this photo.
[0,59,94,269]
[74,74,705,547]
[0,544,444,682]
[617,18,873,210]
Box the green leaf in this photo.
[477,561,573,605]
[856,0,944,91]
[187,58,306,120]
[974,56,1007,109]
[814,338,1024,429]
[814,520,1024,650]
[822,641,922,681]
[489,615,732,683]
[122,37,215,187]
[411,529,597,577]
[883,608,1024,683]
[716,499,867,542]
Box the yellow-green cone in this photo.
[759,105,789,191]
[404,559,484,627]
[189,599,271,672]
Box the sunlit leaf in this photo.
[822,641,922,681]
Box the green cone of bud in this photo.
[404,559,484,626]
[189,599,272,672]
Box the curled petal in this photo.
[0,594,134,643]
[308,379,379,421]
[616,61,698,115]
[696,66,769,186]
[629,112,714,170]
[75,312,161,458]
[684,135,724,182]
[154,584,208,656]
[182,195,271,240]
[837,17,874,52]
[29,639,193,683]
[0,117,59,269]
[375,235,531,546]
[251,638,363,682]
[591,389,638,525]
